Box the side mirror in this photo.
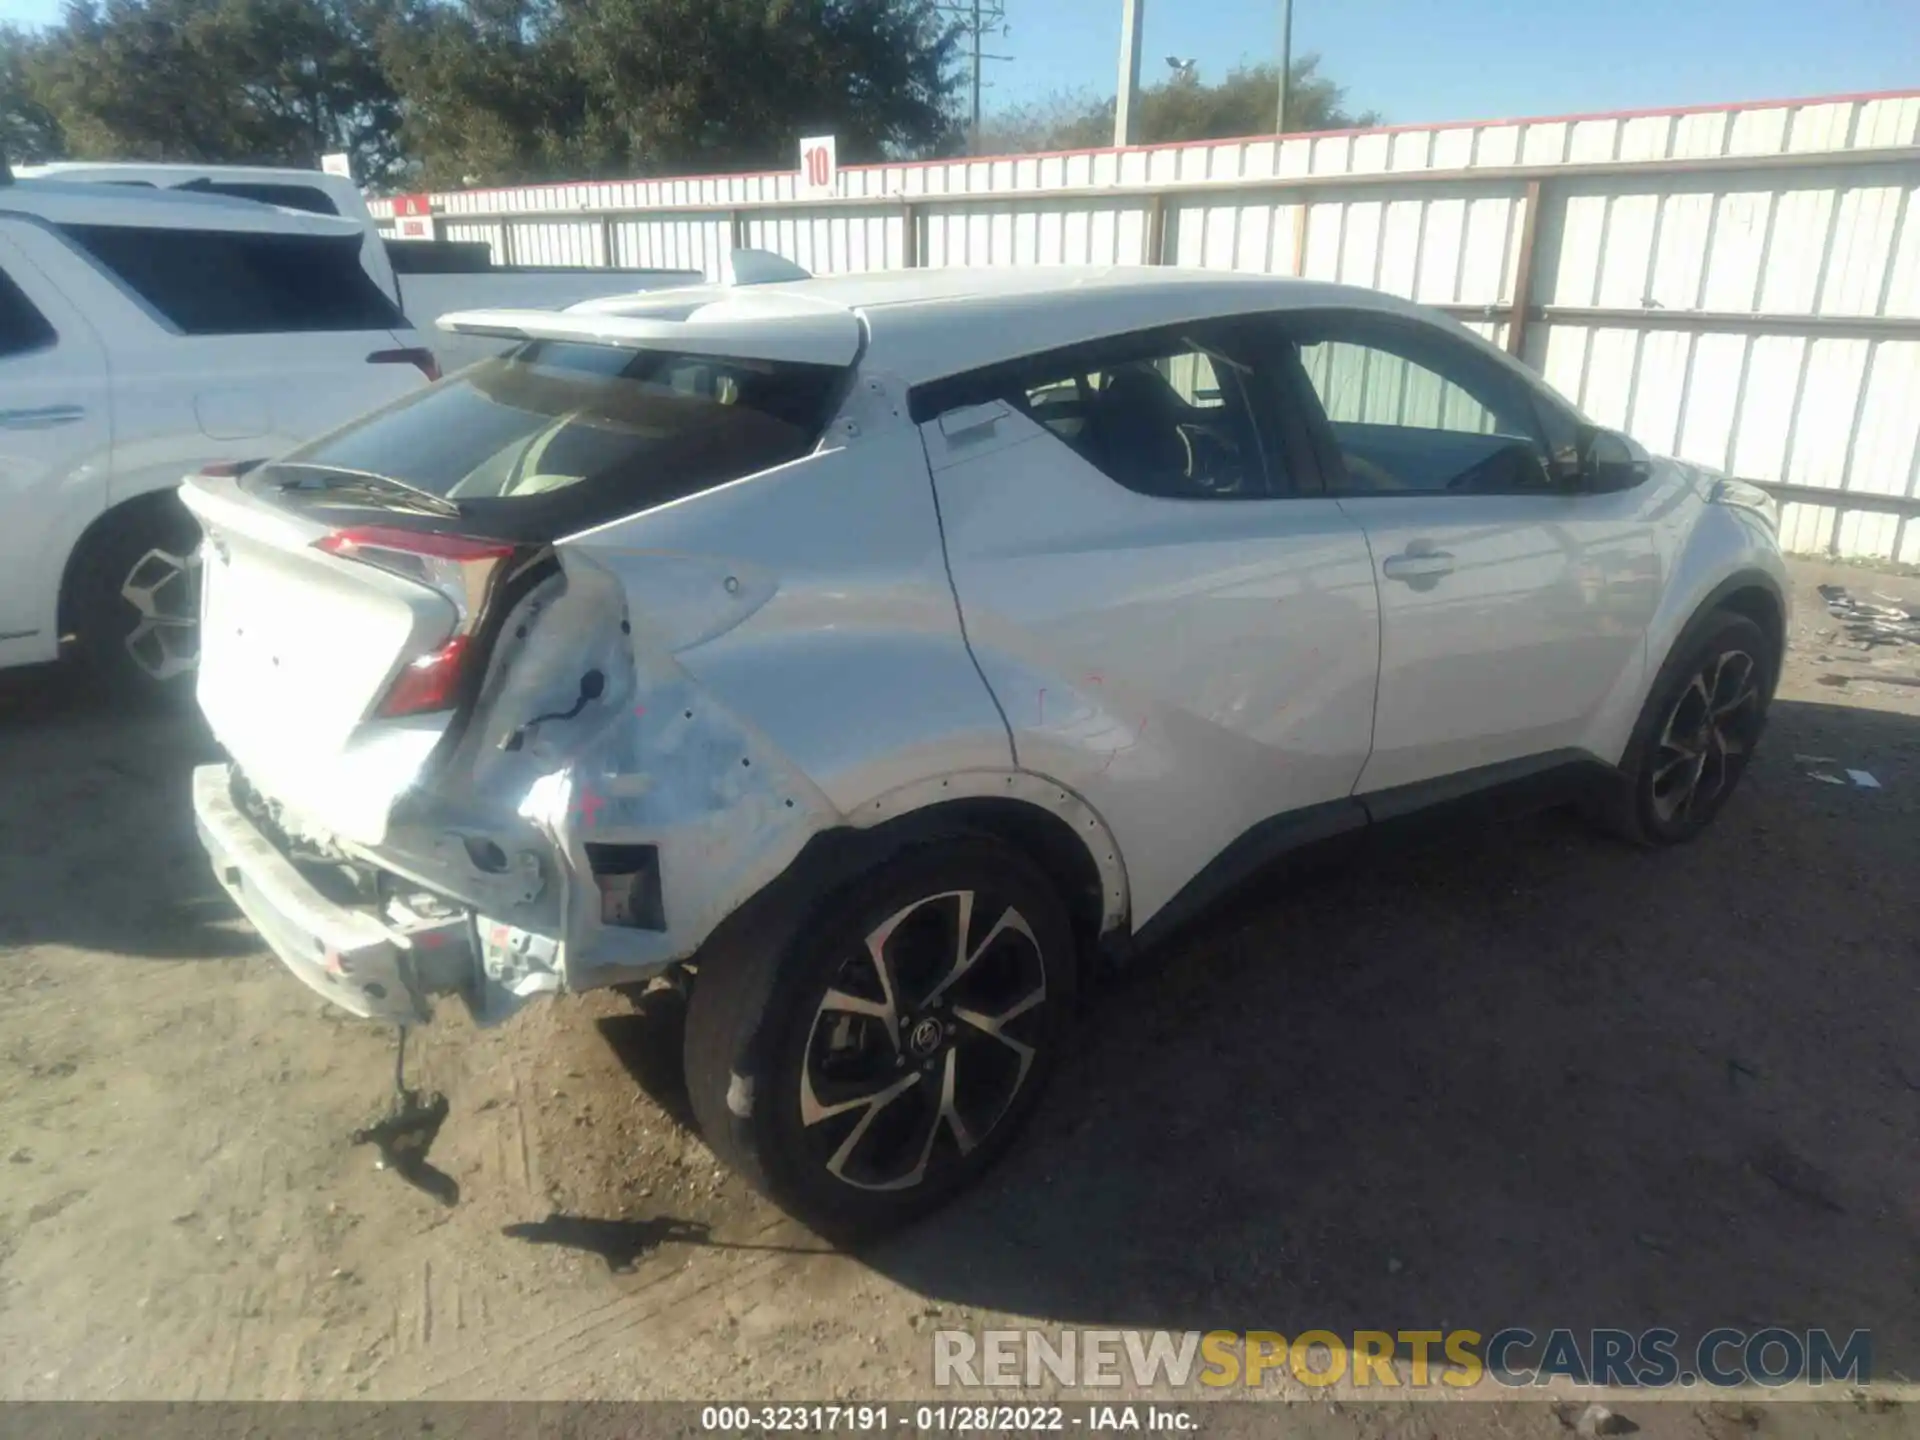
[1578,426,1651,493]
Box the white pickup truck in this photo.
[1,161,699,690]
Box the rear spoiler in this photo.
[435,302,861,367]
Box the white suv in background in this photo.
[185,264,1788,1235]
[16,160,404,310]
[0,175,435,688]
[18,160,707,374]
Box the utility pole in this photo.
[1275,0,1293,133]
[972,0,983,142]
[935,0,1009,153]
[1114,0,1145,148]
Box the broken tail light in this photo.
[315,526,517,718]
[375,634,474,718]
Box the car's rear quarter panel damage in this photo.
[356,551,838,1017]
[363,372,1099,1017]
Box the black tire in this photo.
[684,835,1076,1239]
[66,495,204,696]
[1596,609,1774,846]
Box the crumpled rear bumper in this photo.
[192,764,474,1024]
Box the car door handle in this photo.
[1381,549,1456,582]
[0,405,86,430]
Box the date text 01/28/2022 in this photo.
[699,1405,1198,1432]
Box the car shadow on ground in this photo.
[834,698,1919,1378]
[0,663,254,960]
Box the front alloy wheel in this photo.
[1606,609,1773,845]
[684,837,1075,1238]
[1649,646,1760,827]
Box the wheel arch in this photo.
[872,793,1121,972]
[1659,569,1789,700]
[1595,568,1783,846]
[689,772,1129,996]
[1708,577,1787,693]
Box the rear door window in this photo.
[262,339,846,538]
[58,225,401,334]
[917,323,1289,500]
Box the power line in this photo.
[933,0,1012,153]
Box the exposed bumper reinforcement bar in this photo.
[192,764,473,1024]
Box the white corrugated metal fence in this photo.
[372,89,1920,561]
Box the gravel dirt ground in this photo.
[2,558,1918,1438]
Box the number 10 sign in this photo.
[799,135,838,196]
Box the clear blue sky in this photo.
[980,0,1919,124]
[2,0,1915,128]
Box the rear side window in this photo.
[59,225,400,335]
[266,340,846,537]
[0,266,56,358]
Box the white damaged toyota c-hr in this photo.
[186,261,1787,1234]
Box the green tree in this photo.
[21,0,410,185]
[970,87,1108,155]
[376,0,588,186]
[1,26,68,164]
[973,55,1377,156]
[385,0,960,187]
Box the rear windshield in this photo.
[264,339,847,537]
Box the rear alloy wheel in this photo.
[800,888,1049,1192]
[1607,610,1773,845]
[685,838,1075,1238]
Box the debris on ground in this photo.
[349,1026,457,1205]
[1819,584,1920,645]
[1812,583,1920,697]
[351,1090,455,1205]
[1562,1402,1639,1436]
[1793,754,1886,789]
